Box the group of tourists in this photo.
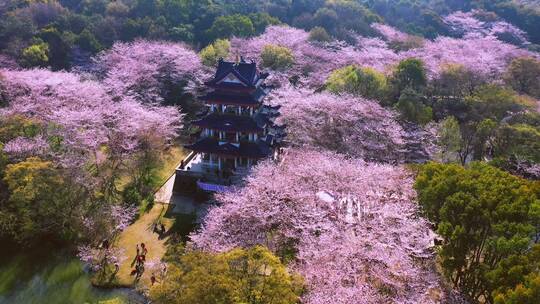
[130,243,148,280]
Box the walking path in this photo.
[114,203,172,288]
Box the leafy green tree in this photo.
[248,12,281,34]
[1,158,72,242]
[150,246,303,304]
[504,57,540,98]
[394,87,432,124]
[390,58,427,98]
[465,85,527,122]
[21,42,49,67]
[326,65,387,100]
[260,44,295,70]
[431,64,482,99]
[493,123,540,162]
[37,27,71,70]
[308,26,332,42]
[415,162,540,303]
[168,24,195,42]
[438,116,462,163]
[491,244,540,304]
[159,0,190,26]
[207,14,255,41]
[199,39,230,67]
[76,29,102,53]
[313,8,338,33]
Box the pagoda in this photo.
[174,58,285,193]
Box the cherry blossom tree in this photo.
[0,68,182,242]
[0,54,19,69]
[443,10,530,45]
[0,68,182,172]
[401,35,536,79]
[2,136,49,160]
[93,40,206,104]
[77,245,126,272]
[269,87,405,162]
[373,23,412,43]
[230,25,537,88]
[191,149,445,304]
[230,26,400,87]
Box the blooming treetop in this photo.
[77,245,127,272]
[0,54,19,70]
[269,87,405,162]
[231,26,400,87]
[93,40,206,103]
[443,10,530,45]
[231,25,537,87]
[401,35,535,79]
[191,149,443,304]
[0,69,182,169]
[2,136,49,160]
[372,23,417,44]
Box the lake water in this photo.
[0,245,146,304]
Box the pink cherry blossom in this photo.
[268,86,405,162]
[372,23,412,43]
[93,40,207,103]
[191,149,444,304]
[0,68,182,170]
[3,136,49,159]
[231,25,537,88]
[443,10,529,45]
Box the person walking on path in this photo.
[141,243,148,255]
[131,244,141,267]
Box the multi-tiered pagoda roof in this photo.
[185,58,285,162]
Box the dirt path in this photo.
[114,203,173,289]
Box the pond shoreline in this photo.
[0,242,148,304]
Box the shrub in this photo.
[261,44,295,70]
[199,39,230,67]
[308,26,332,42]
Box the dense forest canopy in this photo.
[1,0,540,71]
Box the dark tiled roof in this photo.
[208,59,258,87]
[192,113,265,132]
[185,138,272,158]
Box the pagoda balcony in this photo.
[176,152,250,186]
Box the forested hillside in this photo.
[1,1,539,304]
[1,0,540,70]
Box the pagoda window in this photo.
[238,157,248,167]
[241,107,251,116]
[225,132,236,142]
[224,105,237,115]
[239,132,249,142]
